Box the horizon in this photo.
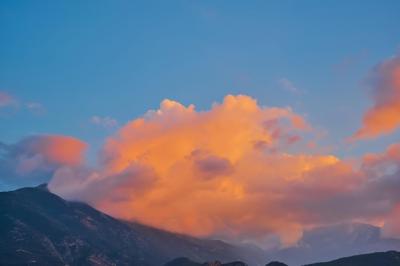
[1,0,400,251]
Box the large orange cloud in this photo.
[48,95,400,247]
[352,54,400,140]
[100,95,309,175]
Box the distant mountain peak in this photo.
[304,250,400,266]
[265,261,288,266]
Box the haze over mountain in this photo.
[1,184,400,266]
[270,223,400,265]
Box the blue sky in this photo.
[1,0,400,161]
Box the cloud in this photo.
[352,54,400,140]
[333,50,368,75]
[278,78,299,94]
[26,102,46,115]
[0,135,87,190]
[0,91,17,108]
[0,93,383,248]
[90,115,118,128]
[191,150,234,179]
[48,95,351,246]
[0,91,45,115]
[0,94,382,248]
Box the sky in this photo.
[1,0,400,248]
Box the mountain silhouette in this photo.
[304,250,400,266]
[0,184,266,265]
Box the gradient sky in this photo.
[2,1,400,247]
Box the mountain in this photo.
[2,184,400,266]
[0,185,266,266]
[164,257,247,266]
[165,251,400,266]
[270,223,400,265]
[165,257,203,266]
[265,262,288,266]
[304,250,400,266]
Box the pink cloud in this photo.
[0,91,17,108]
[0,135,87,189]
[15,135,87,174]
[352,54,400,140]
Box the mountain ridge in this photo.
[304,250,400,266]
[0,185,266,265]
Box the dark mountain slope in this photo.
[0,185,266,266]
[304,250,400,266]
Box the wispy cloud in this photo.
[278,78,300,94]
[0,91,18,108]
[26,102,46,115]
[333,50,368,75]
[90,115,118,128]
[0,91,45,115]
